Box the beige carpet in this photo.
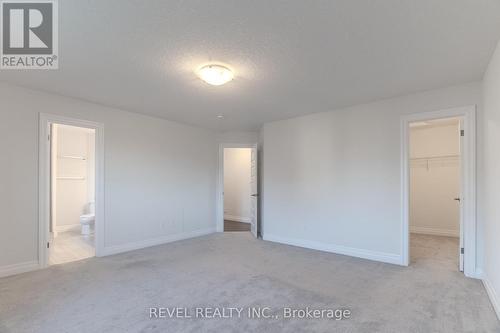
[0,233,498,332]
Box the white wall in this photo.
[482,39,500,318]
[262,82,482,265]
[410,123,460,237]
[0,83,217,274]
[217,131,259,145]
[54,125,95,230]
[224,148,252,223]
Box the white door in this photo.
[458,119,465,272]
[250,145,258,237]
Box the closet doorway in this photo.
[409,117,463,271]
[401,106,477,277]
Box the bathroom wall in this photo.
[54,124,95,231]
[409,122,460,237]
[224,148,252,223]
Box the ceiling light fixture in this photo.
[198,64,233,86]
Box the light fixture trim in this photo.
[198,64,234,86]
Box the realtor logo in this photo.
[1,0,58,69]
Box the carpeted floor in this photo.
[0,233,498,332]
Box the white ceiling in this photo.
[1,0,500,131]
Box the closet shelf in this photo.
[58,155,87,160]
[56,176,86,180]
[410,154,459,171]
[410,154,459,161]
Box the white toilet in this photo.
[80,202,95,235]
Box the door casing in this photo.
[401,105,478,278]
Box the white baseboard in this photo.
[263,233,402,265]
[224,214,251,223]
[56,224,80,233]
[468,268,484,280]
[483,274,500,320]
[410,226,459,237]
[100,228,216,256]
[0,261,40,278]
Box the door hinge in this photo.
[460,129,465,137]
[47,242,50,249]
[461,247,464,254]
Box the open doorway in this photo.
[218,144,259,237]
[49,124,96,265]
[409,117,463,271]
[223,148,252,232]
[39,114,104,268]
[402,106,477,277]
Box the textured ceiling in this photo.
[1,0,500,131]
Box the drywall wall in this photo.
[482,39,500,318]
[217,131,259,144]
[54,125,95,231]
[0,83,217,275]
[262,82,482,265]
[224,148,252,223]
[410,123,460,237]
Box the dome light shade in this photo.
[198,65,233,86]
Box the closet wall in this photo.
[410,121,460,237]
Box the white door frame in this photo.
[39,113,105,268]
[216,143,258,233]
[401,105,477,278]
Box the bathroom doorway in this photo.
[39,114,104,268]
[49,124,96,265]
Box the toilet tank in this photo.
[88,201,95,214]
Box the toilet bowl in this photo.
[80,202,95,235]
